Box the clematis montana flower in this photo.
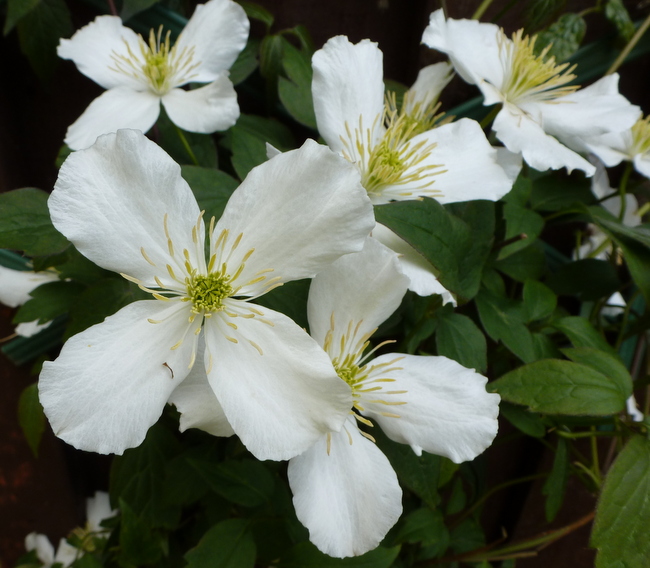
[58,0,249,150]
[311,35,517,301]
[0,265,59,337]
[287,238,500,557]
[422,9,640,176]
[40,129,375,460]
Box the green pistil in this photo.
[187,273,233,314]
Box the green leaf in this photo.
[523,280,557,322]
[278,41,317,129]
[185,519,256,568]
[4,0,39,34]
[18,383,45,457]
[542,437,568,521]
[587,204,650,249]
[188,458,275,507]
[279,542,400,568]
[498,203,544,259]
[449,517,485,555]
[259,34,285,82]
[230,114,295,179]
[551,316,617,355]
[561,347,632,399]
[502,174,532,207]
[490,359,628,415]
[239,1,274,28]
[499,402,546,438]
[118,499,165,565]
[0,188,68,256]
[255,279,310,330]
[156,108,218,168]
[525,0,565,31]
[435,312,487,373]
[16,0,72,83]
[530,172,594,211]
[605,0,636,41]
[14,281,85,324]
[494,241,546,282]
[536,13,586,61]
[592,435,650,567]
[230,38,259,85]
[181,165,239,222]
[545,258,621,301]
[120,0,159,21]
[615,237,650,304]
[395,508,449,550]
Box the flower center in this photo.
[499,29,579,104]
[110,25,200,95]
[631,115,650,156]
[186,272,233,314]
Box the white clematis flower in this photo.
[40,129,375,461]
[0,265,59,337]
[58,0,249,150]
[311,35,517,300]
[422,9,640,176]
[287,238,500,557]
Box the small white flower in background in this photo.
[311,35,518,302]
[58,0,249,150]
[286,238,500,557]
[24,491,116,567]
[0,265,59,337]
[422,9,641,176]
[40,129,374,461]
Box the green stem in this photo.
[590,426,602,486]
[618,161,633,222]
[479,105,500,130]
[556,430,617,439]
[472,0,494,20]
[614,288,641,351]
[607,11,650,75]
[175,126,199,166]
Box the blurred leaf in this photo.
[523,280,557,322]
[446,477,467,515]
[4,0,39,34]
[18,383,45,457]
[561,347,632,398]
[551,316,617,355]
[587,205,650,249]
[605,0,636,42]
[435,312,487,373]
[615,237,650,304]
[503,174,532,207]
[536,13,586,61]
[545,258,621,301]
[490,359,628,415]
[50,246,111,285]
[449,517,485,555]
[188,458,275,507]
[259,33,285,82]
[181,165,239,222]
[278,41,317,129]
[186,519,256,568]
[14,281,84,324]
[395,508,448,550]
[118,499,165,565]
[238,1,274,29]
[525,0,566,32]
[156,108,218,167]
[0,188,68,256]
[230,38,259,85]
[498,203,544,259]
[542,437,568,521]
[279,542,400,567]
[494,241,546,282]
[16,0,72,83]
[500,402,546,437]
[530,172,593,211]
[592,435,650,568]
[121,0,159,21]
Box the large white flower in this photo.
[40,129,375,461]
[287,238,500,557]
[0,265,59,337]
[311,35,517,300]
[58,0,249,150]
[422,9,640,176]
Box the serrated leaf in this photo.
[523,280,557,322]
[561,347,631,399]
[435,312,487,373]
[592,435,650,568]
[542,437,568,521]
[0,188,68,256]
[185,519,256,568]
[536,13,586,61]
[490,359,628,415]
[18,383,45,457]
[605,0,636,42]
[279,542,400,568]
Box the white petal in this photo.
[162,76,239,133]
[0,266,58,308]
[54,539,78,566]
[312,36,385,154]
[362,354,500,463]
[626,394,644,422]
[25,533,55,565]
[493,103,596,175]
[167,337,235,437]
[370,226,455,303]
[16,320,52,338]
[39,300,199,455]
[403,62,453,117]
[633,152,650,179]
[58,15,144,90]
[50,129,203,287]
[86,491,116,532]
[214,140,374,293]
[381,118,515,203]
[307,236,408,347]
[585,131,631,167]
[203,303,352,461]
[495,146,523,184]
[422,9,504,89]
[173,0,249,84]
[288,418,402,558]
[64,87,160,150]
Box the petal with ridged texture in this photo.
[288,418,402,558]
[39,300,199,454]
